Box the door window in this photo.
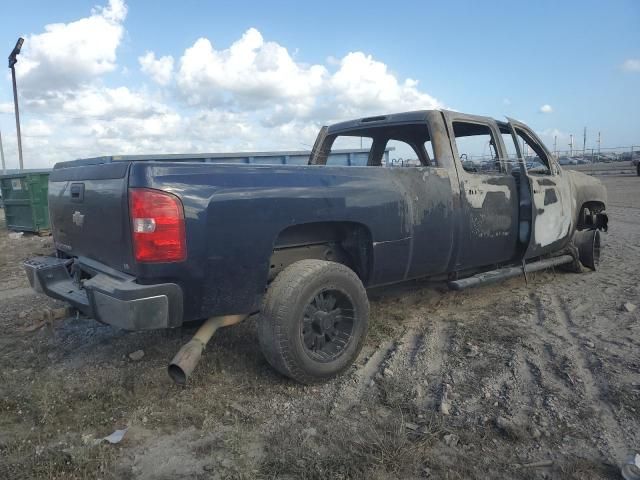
[452,122,505,174]
[501,131,520,173]
[515,129,552,175]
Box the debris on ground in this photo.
[514,460,554,469]
[8,231,23,239]
[622,451,640,480]
[623,302,637,313]
[439,383,451,415]
[128,350,145,361]
[443,433,459,447]
[103,428,128,444]
[404,422,420,431]
[466,342,480,357]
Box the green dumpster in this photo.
[0,171,50,233]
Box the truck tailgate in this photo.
[48,162,133,272]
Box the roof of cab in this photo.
[327,109,512,136]
[327,110,437,134]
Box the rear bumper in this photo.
[23,256,183,330]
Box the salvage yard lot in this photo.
[1,174,638,479]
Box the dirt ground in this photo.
[0,174,638,480]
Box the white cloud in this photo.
[60,86,168,119]
[1,8,444,168]
[23,119,53,137]
[539,104,553,113]
[139,51,174,85]
[622,59,640,72]
[176,29,328,110]
[330,52,441,117]
[0,102,13,114]
[173,29,441,125]
[15,0,127,93]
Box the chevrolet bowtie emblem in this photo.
[72,211,85,227]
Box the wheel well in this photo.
[577,201,606,229]
[269,222,373,284]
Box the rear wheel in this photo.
[258,259,369,384]
[636,162,640,176]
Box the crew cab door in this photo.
[442,111,519,269]
[506,118,573,258]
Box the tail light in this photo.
[129,188,186,262]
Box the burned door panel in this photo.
[442,111,519,269]
[506,118,574,258]
[528,175,574,256]
[457,175,519,266]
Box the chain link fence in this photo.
[552,145,639,165]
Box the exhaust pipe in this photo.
[168,314,247,385]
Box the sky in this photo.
[0,0,638,168]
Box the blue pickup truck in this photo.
[24,110,608,384]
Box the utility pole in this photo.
[597,132,601,162]
[553,135,557,156]
[0,130,6,175]
[8,37,24,170]
[569,134,574,156]
[582,127,587,159]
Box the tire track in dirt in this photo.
[330,311,452,417]
[529,290,580,391]
[411,317,452,413]
[379,327,424,375]
[529,293,546,326]
[329,339,395,416]
[545,292,628,462]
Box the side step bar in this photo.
[448,254,574,291]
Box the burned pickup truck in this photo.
[24,110,608,385]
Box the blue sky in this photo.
[0,0,638,168]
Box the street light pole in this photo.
[8,37,24,171]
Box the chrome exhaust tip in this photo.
[168,314,246,385]
[168,339,206,385]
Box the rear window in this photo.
[324,123,436,167]
[326,136,373,166]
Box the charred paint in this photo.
[543,188,558,206]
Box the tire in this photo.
[636,162,640,177]
[258,259,369,384]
